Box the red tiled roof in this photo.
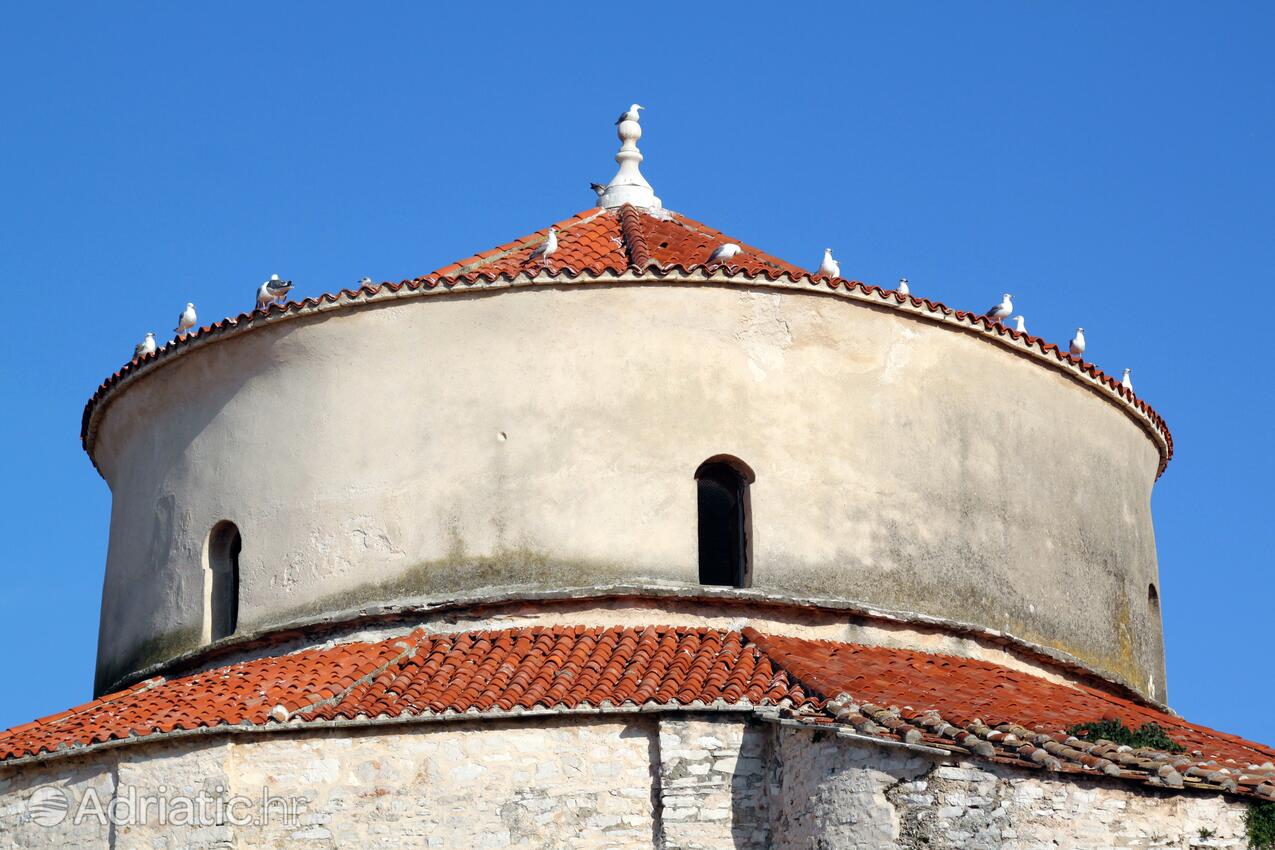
[0,627,810,763]
[426,206,808,280]
[80,204,1173,478]
[1,626,1269,799]
[742,630,1275,790]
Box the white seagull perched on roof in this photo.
[897,278,910,297]
[816,248,840,279]
[707,242,742,267]
[615,104,644,125]
[529,226,558,269]
[1012,315,1028,335]
[358,276,374,287]
[590,182,606,199]
[1069,327,1086,357]
[133,332,157,360]
[256,274,294,310]
[984,293,1013,324]
[174,303,197,337]
[1121,368,1133,392]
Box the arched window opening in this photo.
[1147,582,1160,618]
[695,457,753,588]
[207,521,241,641]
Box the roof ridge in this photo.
[740,626,831,704]
[617,204,653,269]
[284,629,429,721]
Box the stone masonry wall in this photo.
[772,723,1251,849]
[656,716,770,849]
[0,714,1255,849]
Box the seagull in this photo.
[1069,327,1086,357]
[615,104,644,125]
[528,227,558,269]
[133,332,157,360]
[984,293,1013,323]
[358,277,374,287]
[1012,315,1028,335]
[590,182,607,199]
[256,274,294,310]
[707,243,742,267]
[897,278,910,297]
[1121,368,1134,392]
[816,248,840,279]
[174,303,197,336]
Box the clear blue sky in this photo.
[1,4,1271,744]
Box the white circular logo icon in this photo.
[28,786,70,827]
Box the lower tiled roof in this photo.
[1,626,1269,800]
[742,630,1275,795]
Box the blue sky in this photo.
[1,4,1271,744]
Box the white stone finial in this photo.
[598,104,661,210]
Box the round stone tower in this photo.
[82,108,1171,704]
[7,107,1274,850]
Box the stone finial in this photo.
[598,104,661,210]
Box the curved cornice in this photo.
[100,584,1172,713]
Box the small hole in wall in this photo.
[497,432,508,442]
[1148,583,1160,615]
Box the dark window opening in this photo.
[1148,582,1160,616]
[695,459,752,588]
[209,521,241,640]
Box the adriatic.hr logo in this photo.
[27,786,71,826]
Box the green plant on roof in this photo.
[1248,801,1275,849]
[1065,719,1185,754]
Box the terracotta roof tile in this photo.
[428,209,626,278]
[637,210,808,277]
[1,626,1269,800]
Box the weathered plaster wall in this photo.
[91,282,1165,696]
[0,715,1249,849]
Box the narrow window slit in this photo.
[207,521,241,641]
[695,457,753,588]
